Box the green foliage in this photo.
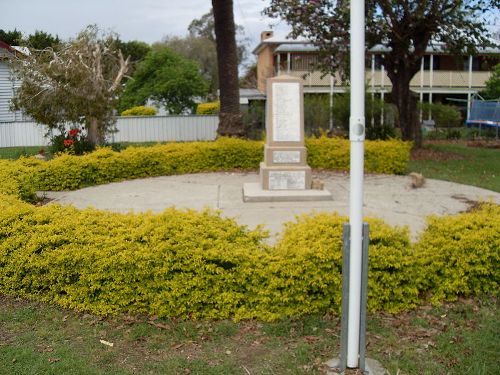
[418,102,462,129]
[271,213,419,314]
[414,203,500,304]
[115,38,151,67]
[196,101,220,115]
[0,28,23,45]
[306,137,411,175]
[331,92,398,140]
[24,30,61,50]
[480,63,500,100]
[0,138,411,194]
[50,127,95,155]
[302,92,397,140]
[0,144,497,321]
[11,25,129,146]
[121,106,158,116]
[0,200,269,319]
[119,47,208,114]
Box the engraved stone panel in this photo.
[272,150,301,164]
[269,171,306,190]
[272,82,301,142]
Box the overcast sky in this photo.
[0,0,291,59]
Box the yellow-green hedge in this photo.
[196,101,220,115]
[414,203,500,304]
[27,137,409,191]
[121,106,158,116]
[1,137,497,321]
[306,137,411,174]
[0,199,497,321]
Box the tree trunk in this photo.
[88,117,101,146]
[212,0,246,137]
[390,76,422,148]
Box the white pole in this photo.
[348,0,365,368]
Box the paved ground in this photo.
[42,171,500,242]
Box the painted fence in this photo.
[0,115,219,148]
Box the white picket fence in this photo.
[0,115,219,148]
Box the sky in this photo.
[0,0,292,59]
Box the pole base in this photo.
[325,357,386,375]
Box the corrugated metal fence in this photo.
[0,115,219,148]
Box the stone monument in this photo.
[243,75,332,202]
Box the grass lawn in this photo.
[0,296,497,375]
[0,146,45,159]
[409,142,500,192]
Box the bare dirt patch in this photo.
[411,147,464,162]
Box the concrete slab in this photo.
[242,182,333,202]
[39,171,500,243]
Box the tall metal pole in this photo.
[348,0,365,368]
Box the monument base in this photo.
[243,182,332,203]
[259,162,312,190]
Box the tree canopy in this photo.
[0,29,60,49]
[11,26,129,146]
[156,10,249,99]
[25,30,61,50]
[0,29,23,45]
[481,63,500,99]
[265,0,496,146]
[118,47,208,114]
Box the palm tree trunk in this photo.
[212,0,246,137]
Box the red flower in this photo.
[68,129,79,137]
[63,139,74,147]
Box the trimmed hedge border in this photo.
[0,137,497,321]
[32,137,411,192]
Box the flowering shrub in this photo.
[50,127,94,155]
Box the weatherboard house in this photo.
[253,31,500,120]
[0,40,26,122]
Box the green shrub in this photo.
[306,137,411,175]
[0,158,40,202]
[0,172,498,321]
[0,138,411,194]
[0,199,270,319]
[33,138,264,191]
[414,203,500,304]
[268,213,419,315]
[121,106,158,116]
[50,127,95,155]
[418,102,462,129]
[196,101,220,115]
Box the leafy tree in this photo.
[113,39,151,74]
[240,64,258,88]
[265,0,495,147]
[11,25,129,146]
[158,35,219,98]
[481,63,500,99]
[157,10,249,99]
[118,46,208,114]
[212,0,245,137]
[24,30,61,50]
[188,10,217,41]
[0,29,23,45]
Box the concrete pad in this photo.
[243,182,333,202]
[40,171,500,243]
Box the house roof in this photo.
[253,33,500,55]
[0,40,26,58]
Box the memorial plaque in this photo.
[272,82,301,142]
[269,171,306,190]
[272,150,301,164]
